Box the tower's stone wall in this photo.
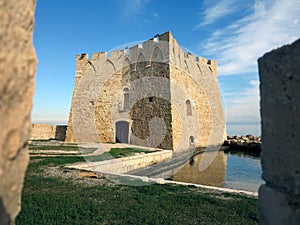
[66,31,225,151]
[168,33,224,150]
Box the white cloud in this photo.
[196,0,240,27]
[201,0,300,75]
[224,80,260,123]
[122,0,150,17]
[153,12,159,18]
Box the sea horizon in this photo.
[32,120,261,137]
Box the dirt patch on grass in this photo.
[43,166,116,187]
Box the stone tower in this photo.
[66,31,225,151]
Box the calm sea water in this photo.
[172,150,264,192]
[223,152,264,192]
[226,123,261,136]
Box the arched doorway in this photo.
[115,121,129,143]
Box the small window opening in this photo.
[186,100,192,116]
[189,136,195,147]
[123,88,129,111]
[190,136,194,143]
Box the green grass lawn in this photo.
[29,145,155,157]
[16,156,258,225]
[29,144,98,154]
[77,147,157,162]
[109,147,156,158]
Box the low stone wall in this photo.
[67,150,172,174]
[31,124,67,141]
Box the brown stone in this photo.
[0,0,37,224]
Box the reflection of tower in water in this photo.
[172,150,227,187]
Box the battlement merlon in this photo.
[92,52,107,60]
[74,31,173,64]
[160,31,173,42]
[75,53,89,76]
[195,57,218,77]
[207,59,218,77]
[76,53,89,60]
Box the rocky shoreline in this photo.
[223,134,261,152]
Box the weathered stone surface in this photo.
[31,124,67,141]
[259,185,300,225]
[66,31,225,151]
[258,38,300,224]
[66,150,173,174]
[0,0,37,223]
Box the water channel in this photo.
[171,149,264,192]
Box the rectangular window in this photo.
[124,93,129,110]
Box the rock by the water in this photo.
[224,134,261,151]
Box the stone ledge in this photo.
[66,150,172,174]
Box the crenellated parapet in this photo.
[168,34,218,77]
[75,32,172,78]
[75,31,218,80]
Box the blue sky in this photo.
[32,0,300,135]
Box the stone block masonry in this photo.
[258,38,300,225]
[67,150,172,174]
[31,124,67,141]
[0,0,37,224]
[66,31,225,151]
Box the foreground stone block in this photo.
[0,0,37,224]
[259,185,300,225]
[258,39,300,224]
